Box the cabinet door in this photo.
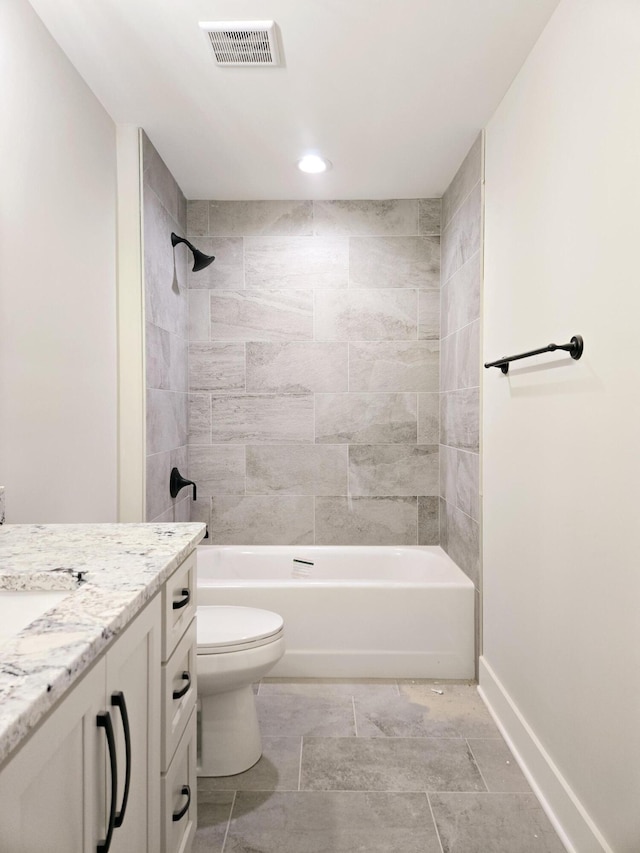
[106,594,161,853]
[0,658,106,853]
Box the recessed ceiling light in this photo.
[297,155,332,174]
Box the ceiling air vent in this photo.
[199,21,281,66]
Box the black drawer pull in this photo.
[172,785,191,822]
[172,588,190,610]
[111,692,131,829]
[172,671,191,701]
[96,712,117,853]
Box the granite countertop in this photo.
[0,522,205,766]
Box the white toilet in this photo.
[196,605,285,777]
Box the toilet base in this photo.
[198,684,262,777]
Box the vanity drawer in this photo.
[162,617,197,771]
[163,551,196,661]
[162,707,197,853]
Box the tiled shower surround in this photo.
[439,135,482,586]
[186,199,441,546]
[143,133,191,523]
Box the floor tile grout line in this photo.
[426,792,446,853]
[220,789,236,853]
[465,737,490,792]
[298,736,304,791]
[352,696,358,736]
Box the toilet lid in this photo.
[197,606,284,653]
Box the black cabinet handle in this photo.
[111,692,131,829]
[172,671,192,701]
[172,785,191,822]
[172,588,190,610]
[96,712,118,853]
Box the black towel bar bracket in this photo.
[484,335,584,374]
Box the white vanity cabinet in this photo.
[0,550,198,853]
[160,550,198,853]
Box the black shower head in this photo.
[170,232,215,272]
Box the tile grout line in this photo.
[465,737,490,792]
[426,792,446,853]
[440,316,480,345]
[220,789,236,853]
[298,736,304,791]
[352,697,358,736]
[441,177,481,236]
[440,245,482,290]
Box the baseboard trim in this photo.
[478,656,612,853]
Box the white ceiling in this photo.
[28,0,561,200]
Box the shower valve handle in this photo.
[170,468,197,501]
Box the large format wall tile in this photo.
[188,291,209,341]
[209,201,313,236]
[440,320,480,392]
[146,389,188,455]
[210,290,313,341]
[210,394,314,443]
[440,446,480,521]
[439,137,482,644]
[441,251,482,338]
[246,342,348,393]
[439,498,480,587]
[144,187,188,338]
[245,236,348,289]
[188,393,210,444]
[418,198,441,235]
[313,200,419,236]
[189,342,245,392]
[441,133,482,229]
[350,342,439,392]
[349,445,439,496]
[210,496,314,544]
[142,132,185,228]
[186,200,208,236]
[349,237,440,289]
[187,237,243,290]
[441,183,482,284]
[146,446,187,522]
[246,445,348,495]
[315,290,417,341]
[176,197,447,546]
[418,291,440,340]
[440,388,480,452]
[315,497,417,546]
[187,445,245,495]
[315,393,417,444]
[418,496,439,545]
[146,323,188,392]
[418,393,439,444]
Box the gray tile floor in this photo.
[195,679,566,853]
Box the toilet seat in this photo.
[197,605,284,654]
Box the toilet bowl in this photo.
[196,605,284,777]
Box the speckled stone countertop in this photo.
[0,523,205,766]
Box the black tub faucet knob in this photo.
[170,468,197,501]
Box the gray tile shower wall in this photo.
[439,135,483,587]
[187,199,441,545]
[142,132,190,523]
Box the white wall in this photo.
[0,0,118,522]
[482,1,640,851]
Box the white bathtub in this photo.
[197,545,475,679]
